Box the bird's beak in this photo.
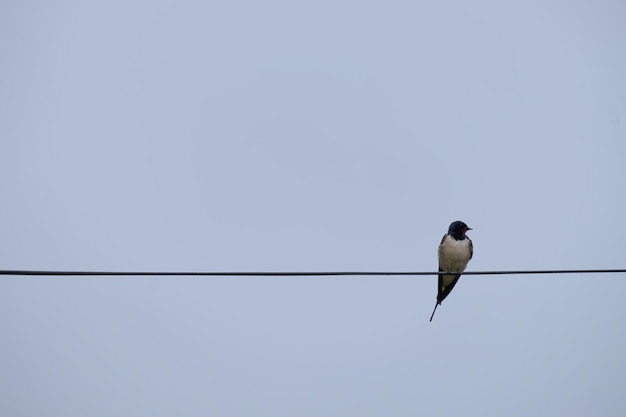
[467,227,473,231]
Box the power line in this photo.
[0,269,625,277]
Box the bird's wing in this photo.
[437,269,462,304]
[436,233,463,304]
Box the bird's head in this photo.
[448,221,472,239]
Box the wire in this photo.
[0,269,625,276]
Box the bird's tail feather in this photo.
[429,302,439,322]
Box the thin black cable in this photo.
[0,269,625,276]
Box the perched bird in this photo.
[430,221,473,321]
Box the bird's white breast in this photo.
[438,236,472,273]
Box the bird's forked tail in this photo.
[429,302,439,322]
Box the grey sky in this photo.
[1,1,625,416]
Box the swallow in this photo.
[430,221,473,321]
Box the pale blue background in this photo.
[1,1,625,416]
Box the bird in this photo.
[430,221,473,321]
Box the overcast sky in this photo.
[1,1,625,416]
